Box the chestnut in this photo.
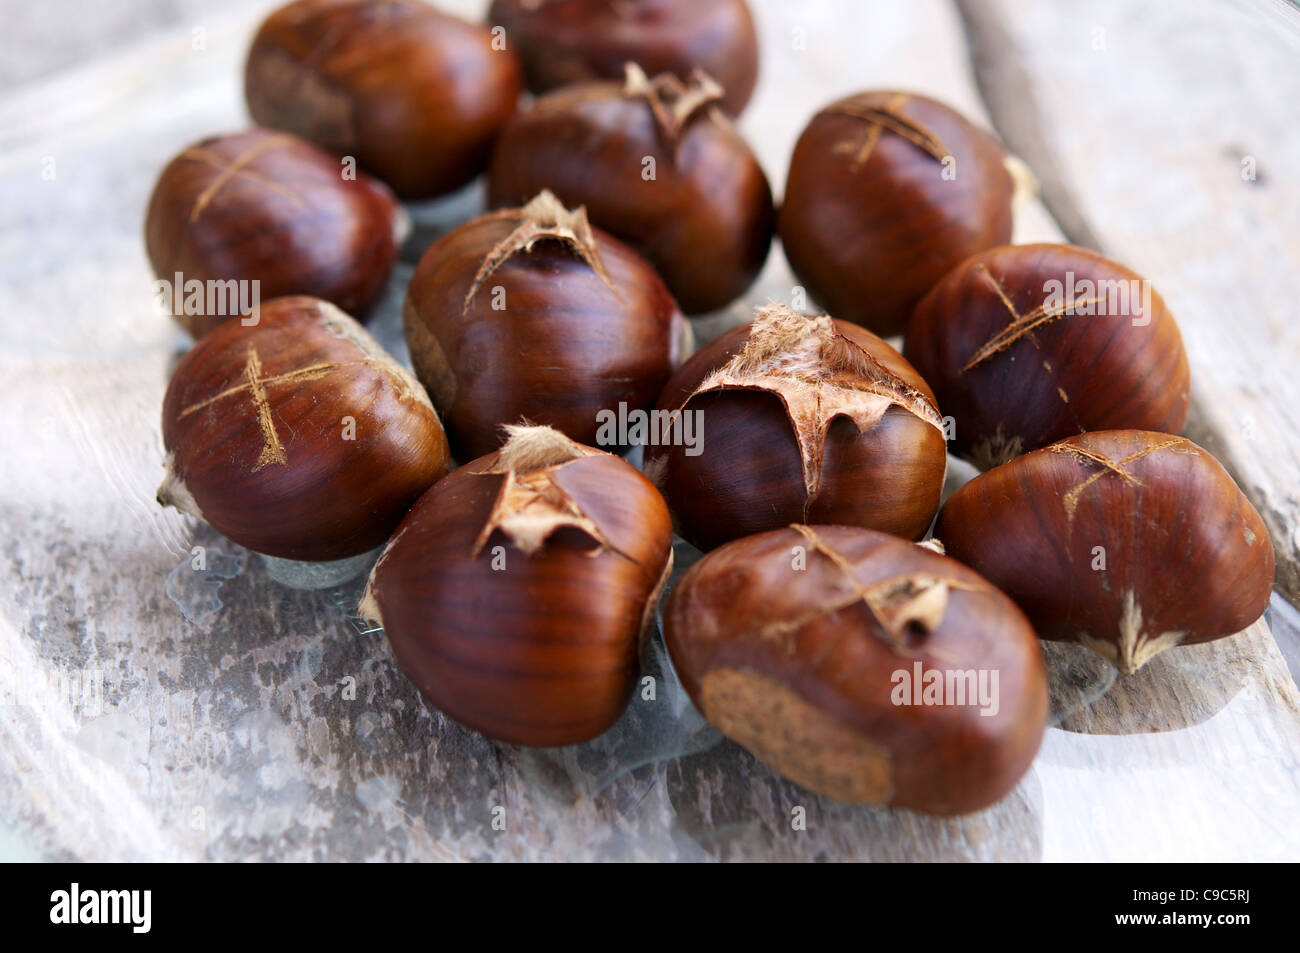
[905,243,1191,469]
[487,64,774,314]
[936,430,1275,674]
[779,91,1016,336]
[487,0,759,116]
[643,304,948,551]
[359,425,674,746]
[245,0,523,199]
[158,295,450,561]
[664,524,1048,814]
[144,128,403,339]
[404,190,689,459]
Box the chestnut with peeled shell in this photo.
[643,304,948,551]
[359,425,674,746]
[158,295,450,561]
[245,0,523,199]
[905,243,1191,469]
[936,430,1275,674]
[144,128,403,339]
[403,190,689,459]
[487,0,759,115]
[665,524,1048,815]
[488,64,774,314]
[780,91,1017,336]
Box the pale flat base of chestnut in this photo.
[259,546,380,591]
[699,667,893,804]
[402,296,458,409]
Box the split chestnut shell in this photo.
[905,243,1191,469]
[403,190,688,459]
[488,65,774,314]
[779,91,1016,336]
[644,304,948,551]
[158,296,450,561]
[360,425,674,746]
[665,525,1048,815]
[936,430,1274,673]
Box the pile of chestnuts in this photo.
[144,0,1275,820]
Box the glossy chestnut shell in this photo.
[144,128,402,339]
[644,304,948,551]
[487,0,759,115]
[488,66,774,314]
[360,426,674,746]
[780,90,1015,336]
[936,430,1275,673]
[404,191,688,459]
[905,243,1191,469]
[159,295,450,561]
[246,0,523,198]
[665,525,1048,815]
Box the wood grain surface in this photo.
[959,0,1300,601]
[0,0,1297,861]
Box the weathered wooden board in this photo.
[0,0,1297,862]
[959,0,1300,602]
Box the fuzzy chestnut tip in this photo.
[1004,154,1039,210]
[356,579,383,631]
[646,303,948,549]
[356,423,607,626]
[935,430,1274,674]
[156,452,203,521]
[360,422,673,746]
[158,295,449,561]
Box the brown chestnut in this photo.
[487,0,759,115]
[665,524,1048,814]
[158,295,450,561]
[780,91,1016,336]
[936,430,1275,673]
[403,190,689,459]
[488,64,774,314]
[359,424,674,746]
[144,128,403,339]
[905,243,1191,469]
[643,304,948,551]
[245,0,523,199]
